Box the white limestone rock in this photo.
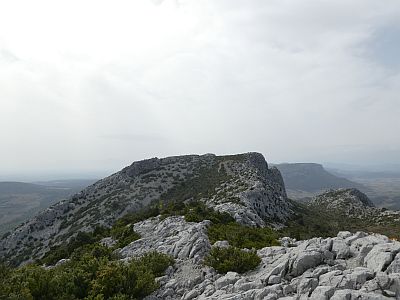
[142,229,400,300]
[119,216,211,263]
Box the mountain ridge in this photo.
[3,153,400,298]
[0,152,290,265]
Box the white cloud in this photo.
[0,0,400,177]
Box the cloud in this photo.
[0,0,399,177]
[0,49,19,63]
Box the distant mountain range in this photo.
[0,179,96,235]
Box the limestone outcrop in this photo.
[117,216,400,299]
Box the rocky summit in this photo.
[0,152,290,265]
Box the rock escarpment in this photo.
[0,152,290,265]
[108,216,400,299]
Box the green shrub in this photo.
[41,223,141,265]
[160,201,234,224]
[205,246,261,274]
[0,251,173,300]
[110,225,141,249]
[89,252,173,299]
[40,231,98,265]
[114,207,160,228]
[208,222,280,249]
[135,251,174,277]
[159,161,230,204]
[116,201,234,230]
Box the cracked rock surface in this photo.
[125,217,400,299]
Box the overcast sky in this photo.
[1,0,400,179]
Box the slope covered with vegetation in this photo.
[0,248,173,299]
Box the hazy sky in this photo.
[1,0,400,179]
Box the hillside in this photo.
[281,188,400,242]
[0,180,95,236]
[273,163,368,202]
[0,152,290,266]
[2,154,400,298]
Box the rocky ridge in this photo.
[3,152,400,298]
[112,215,400,299]
[0,152,290,265]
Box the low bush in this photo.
[41,222,141,265]
[204,246,261,274]
[113,207,160,228]
[110,224,141,249]
[0,250,173,299]
[160,201,234,224]
[159,162,231,204]
[208,222,280,249]
[115,201,235,228]
[40,231,98,265]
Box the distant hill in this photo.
[273,163,368,202]
[0,179,97,235]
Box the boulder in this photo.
[289,250,323,277]
[364,242,400,272]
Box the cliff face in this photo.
[0,152,290,265]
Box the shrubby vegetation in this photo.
[41,221,142,266]
[110,224,141,250]
[0,246,173,299]
[278,201,337,240]
[40,230,100,266]
[3,204,174,299]
[280,200,400,240]
[208,222,280,249]
[160,201,235,224]
[159,161,231,204]
[204,246,261,274]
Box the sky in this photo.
[0,0,400,180]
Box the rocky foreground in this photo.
[116,216,400,299]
